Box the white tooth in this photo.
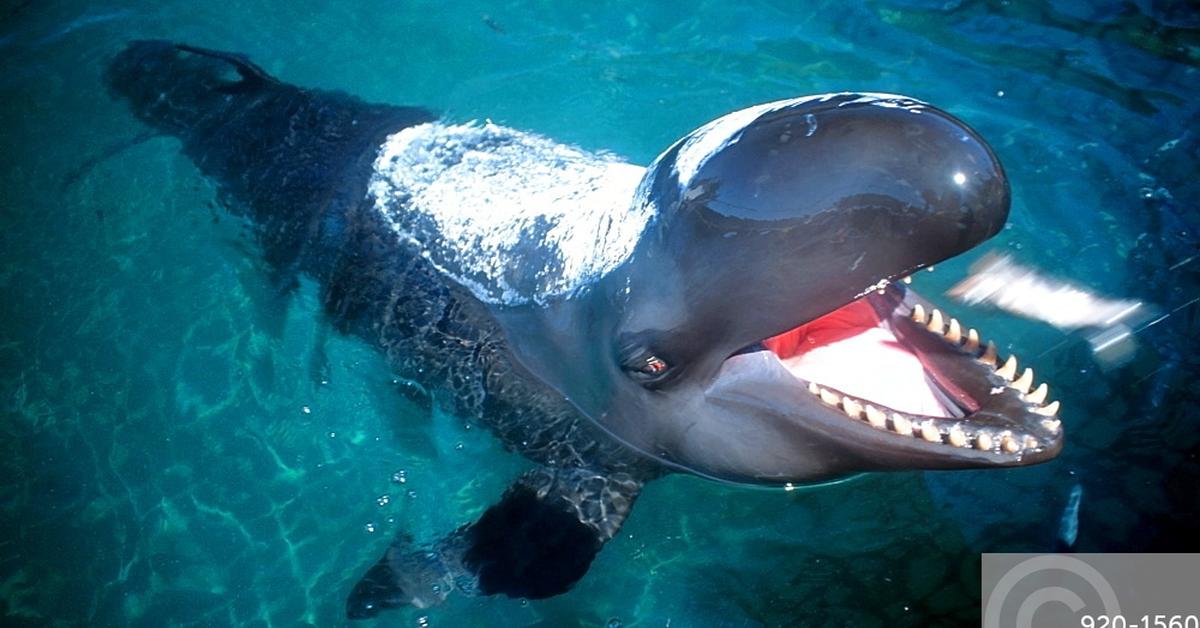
[1041,418,1062,433]
[996,355,1018,380]
[975,432,993,451]
[911,303,926,324]
[1034,400,1060,417]
[865,405,888,428]
[1026,383,1048,404]
[946,318,962,344]
[1010,368,1034,393]
[1023,435,1039,450]
[819,388,840,406]
[808,382,821,395]
[979,341,998,366]
[842,397,863,419]
[927,309,945,334]
[964,328,980,352]
[948,425,968,447]
[891,413,913,436]
[1001,434,1020,454]
[902,275,912,284]
[920,422,941,442]
[926,265,936,272]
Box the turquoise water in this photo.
[2,1,1198,626]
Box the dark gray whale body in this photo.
[106,41,1064,618]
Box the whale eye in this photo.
[638,355,669,376]
[619,347,672,383]
[616,334,676,386]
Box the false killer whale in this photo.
[105,41,1064,618]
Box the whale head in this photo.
[512,93,1063,485]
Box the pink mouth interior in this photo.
[763,299,955,417]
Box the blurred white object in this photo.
[948,252,1152,368]
[948,253,1144,329]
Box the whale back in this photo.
[106,41,646,473]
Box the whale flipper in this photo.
[346,467,644,618]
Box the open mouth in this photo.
[751,280,1063,462]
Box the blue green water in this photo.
[2,1,1197,626]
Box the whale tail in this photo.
[104,40,434,208]
[105,40,278,136]
[105,41,435,281]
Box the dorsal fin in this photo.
[174,43,279,86]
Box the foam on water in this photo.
[369,121,650,305]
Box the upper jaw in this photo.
[711,283,1063,471]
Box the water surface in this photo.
[1,1,1197,626]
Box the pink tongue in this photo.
[765,300,953,418]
